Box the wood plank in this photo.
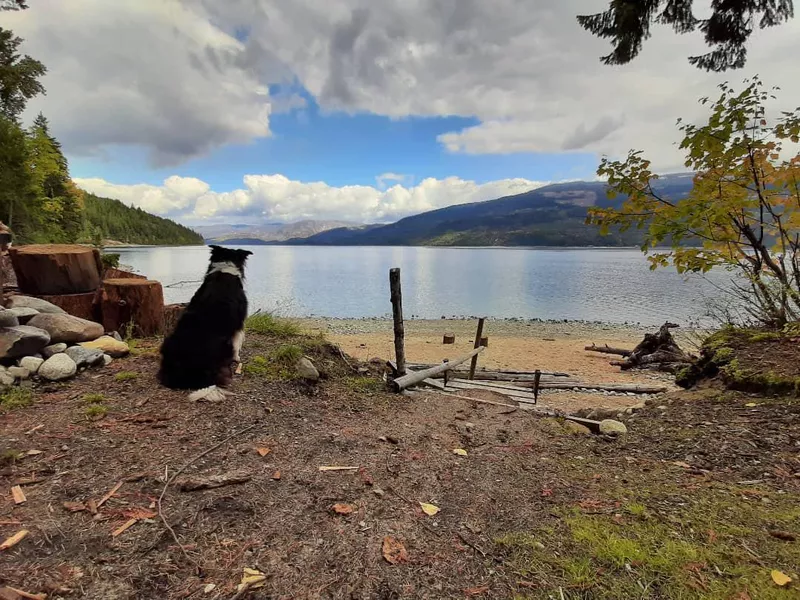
[391,347,485,391]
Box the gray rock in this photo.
[8,365,30,380]
[38,353,77,381]
[42,343,68,358]
[599,419,628,436]
[6,306,39,323]
[65,346,105,368]
[295,356,320,381]
[563,421,592,435]
[0,325,51,359]
[0,309,20,328]
[110,331,123,342]
[27,313,104,344]
[6,295,66,314]
[102,354,112,366]
[19,356,44,374]
[0,371,14,386]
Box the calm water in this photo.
[112,246,734,326]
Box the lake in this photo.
[112,246,734,326]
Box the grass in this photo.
[496,484,800,599]
[244,344,304,380]
[0,387,34,412]
[115,371,138,382]
[245,312,301,338]
[81,393,106,404]
[344,376,385,393]
[84,403,108,419]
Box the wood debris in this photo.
[1,586,47,600]
[318,466,359,472]
[24,424,43,435]
[176,470,252,491]
[111,518,138,538]
[96,481,124,508]
[11,486,26,504]
[0,530,29,551]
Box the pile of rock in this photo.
[0,295,130,384]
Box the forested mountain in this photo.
[0,12,201,246]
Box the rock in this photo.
[0,325,51,359]
[39,353,78,381]
[102,354,112,366]
[295,356,320,381]
[65,346,105,368]
[0,371,14,386]
[110,331,123,342]
[585,407,620,421]
[599,419,628,436]
[6,306,40,323]
[8,365,31,380]
[27,313,104,344]
[42,342,68,358]
[563,421,592,435]
[6,295,66,314]
[19,356,44,374]
[79,335,130,358]
[0,309,20,328]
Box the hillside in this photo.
[282,174,695,247]
[83,193,204,246]
[194,220,356,243]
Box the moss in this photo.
[344,376,385,393]
[243,345,304,381]
[245,313,301,337]
[712,346,734,364]
[81,393,106,404]
[84,403,108,419]
[0,387,34,412]
[720,359,800,396]
[114,371,138,382]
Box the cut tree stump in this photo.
[442,333,455,344]
[9,244,103,295]
[37,291,100,322]
[101,279,165,337]
[103,267,146,280]
[163,303,187,335]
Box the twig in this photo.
[227,582,253,600]
[333,343,358,372]
[165,279,202,288]
[457,531,487,557]
[158,423,260,566]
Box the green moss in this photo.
[245,312,301,337]
[712,346,734,364]
[243,345,304,381]
[114,371,138,382]
[0,387,34,412]
[84,403,108,419]
[747,331,782,342]
[720,359,800,396]
[81,392,106,404]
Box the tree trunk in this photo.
[101,278,165,337]
[9,244,103,295]
[38,291,101,322]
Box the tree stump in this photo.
[479,336,489,348]
[443,333,455,344]
[9,244,103,295]
[163,303,187,336]
[37,291,101,322]
[101,279,165,337]
[103,267,147,280]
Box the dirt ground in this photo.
[1,329,799,600]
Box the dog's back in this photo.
[158,246,252,390]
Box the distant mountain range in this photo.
[197,174,696,248]
[193,220,356,244]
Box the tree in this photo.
[0,115,35,232]
[0,1,28,10]
[578,1,794,72]
[587,78,800,327]
[0,27,46,120]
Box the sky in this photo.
[4,1,800,226]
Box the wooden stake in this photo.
[389,268,406,376]
[468,317,486,381]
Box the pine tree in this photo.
[0,27,46,120]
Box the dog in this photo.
[158,245,253,401]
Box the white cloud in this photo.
[74,174,549,224]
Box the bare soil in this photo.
[1,330,799,599]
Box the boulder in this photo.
[563,421,592,435]
[39,353,78,381]
[6,306,39,323]
[79,335,130,358]
[295,356,320,381]
[42,342,68,358]
[102,354,113,366]
[0,309,20,328]
[0,369,14,386]
[0,325,51,359]
[599,419,628,436]
[6,295,66,314]
[8,365,30,380]
[19,356,44,374]
[27,313,104,344]
[65,346,105,368]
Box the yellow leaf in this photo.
[419,502,440,516]
[240,567,267,590]
[452,449,468,456]
[771,570,792,587]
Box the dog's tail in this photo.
[188,385,233,402]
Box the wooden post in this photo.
[468,317,486,380]
[389,268,406,376]
[533,369,541,404]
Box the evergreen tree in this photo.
[0,27,46,121]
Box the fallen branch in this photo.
[584,344,632,357]
[157,422,260,567]
[391,347,485,391]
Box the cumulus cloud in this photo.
[74,174,547,224]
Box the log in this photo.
[585,344,632,357]
[103,267,147,280]
[442,333,455,344]
[535,382,667,393]
[468,317,486,380]
[406,364,570,377]
[9,244,103,295]
[162,303,187,335]
[391,347,485,392]
[101,278,165,337]
[610,322,692,372]
[37,291,100,322]
[389,268,406,376]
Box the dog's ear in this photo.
[240,249,254,258]
[208,244,221,252]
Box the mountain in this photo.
[194,220,357,243]
[83,193,204,246]
[280,174,696,247]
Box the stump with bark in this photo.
[103,267,147,281]
[38,291,101,322]
[587,322,694,373]
[101,278,165,337]
[9,244,103,295]
[163,303,188,336]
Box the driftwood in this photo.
[391,347,485,391]
[585,344,632,357]
[389,268,406,376]
[10,244,103,295]
[609,322,693,372]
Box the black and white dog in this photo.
[158,245,252,401]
